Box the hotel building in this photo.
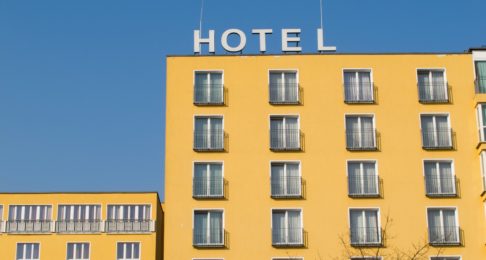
[0,192,163,260]
[165,48,486,259]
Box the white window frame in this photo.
[346,160,379,196]
[106,204,152,221]
[193,115,224,150]
[9,205,52,221]
[270,208,304,245]
[350,257,383,260]
[416,68,448,101]
[429,256,461,260]
[419,113,452,147]
[192,161,224,198]
[342,68,374,102]
[476,104,486,142]
[268,69,299,103]
[425,207,460,244]
[269,115,301,149]
[272,258,304,260]
[192,209,225,246]
[422,159,456,196]
[58,204,102,221]
[16,242,40,260]
[193,70,224,104]
[348,207,381,245]
[344,114,376,148]
[481,151,486,192]
[270,160,302,197]
[116,242,141,260]
[66,242,90,260]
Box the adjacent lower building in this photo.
[165,48,486,259]
[0,192,163,260]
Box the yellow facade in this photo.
[165,52,486,259]
[0,192,163,260]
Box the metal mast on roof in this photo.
[320,0,324,30]
[199,0,204,38]
[318,0,336,52]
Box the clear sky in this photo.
[1,0,485,200]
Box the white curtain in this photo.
[350,210,365,243]
[418,71,431,99]
[421,116,435,146]
[210,73,223,103]
[270,72,284,101]
[436,116,450,146]
[194,212,208,244]
[365,211,378,242]
[361,117,374,148]
[210,164,223,196]
[477,61,486,92]
[287,163,300,195]
[344,71,358,101]
[443,209,457,242]
[439,162,453,194]
[194,164,208,196]
[359,72,372,100]
[363,162,377,194]
[195,73,209,102]
[287,211,301,243]
[346,117,360,148]
[431,71,445,100]
[348,162,361,195]
[286,117,299,148]
[195,118,209,148]
[209,211,223,244]
[285,72,298,102]
[270,118,284,148]
[210,118,223,149]
[428,209,441,242]
[424,162,439,194]
[271,164,285,196]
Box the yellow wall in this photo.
[165,53,486,259]
[0,192,162,260]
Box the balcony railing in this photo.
[270,129,301,151]
[344,82,374,103]
[193,129,224,151]
[475,77,486,94]
[194,83,224,105]
[428,226,460,245]
[105,219,153,233]
[345,129,377,151]
[348,175,380,197]
[272,227,304,247]
[6,220,52,233]
[56,220,102,233]
[418,83,449,103]
[269,83,300,104]
[271,176,302,198]
[421,129,453,150]
[350,227,382,247]
[193,177,224,199]
[425,175,457,197]
[193,228,225,247]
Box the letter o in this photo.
[221,29,247,52]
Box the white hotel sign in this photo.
[194,28,336,54]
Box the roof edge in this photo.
[167,51,470,58]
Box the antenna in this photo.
[199,0,204,38]
[320,0,323,29]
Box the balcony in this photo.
[272,227,305,247]
[270,129,302,151]
[269,83,300,104]
[350,227,382,247]
[271,176,303,199]
[344,82,374,104]
[193,177,225,199]
[193,229,226,248]
[428,226,461,246]
[418,83,449,103]
[421,129,453,150]
[56,220,102,233]
[425,176,457,197]
[105,219,154,233]
[348,175,380,198]
[194,83,224,105]
[345,129,377,151]
[6,220,52,234]
[193,129,225,151]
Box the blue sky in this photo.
[1,0,485,200]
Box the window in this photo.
[193,163,224,198]
[345,115,376,150]
[106,205,151,233]
[0,205,3,232]
[420,114,452,149]
[350,257,382,260]
[271,162,302,198]
[272,209,303,246]
[57,205,101,233]
[417,69,448,103]
[349,209,381,246]
[430,257,460,260]
[194,116,224,151]
[481,151,486,192]
[117,242,140,260]
[270,116,300,150]
[193,210,224,247]
[476,104,486,142]
[427,208,460,245]
[344,70,373,103]
[273,258,304,260]
[194,71,223,105]
[475,61,486,93]
[424,161,456,196]
[8,205,52,233]
[16,243,40,260]
[347,161,379,197]
[269,71,299,104]
[67,243,90,260]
